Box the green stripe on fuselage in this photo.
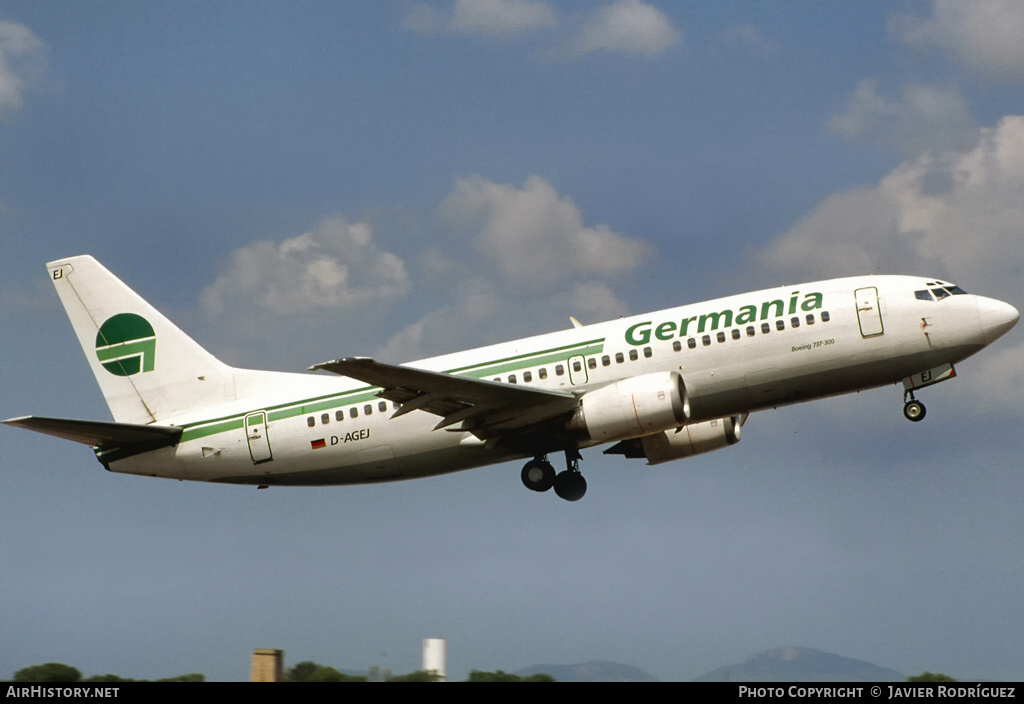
[176,338,606,443]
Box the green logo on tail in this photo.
[95,314,156,376]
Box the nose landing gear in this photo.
[903,390,926,422]
[521,449,587,501]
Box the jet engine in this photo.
[567,371,690,444]
[604,415,743,465]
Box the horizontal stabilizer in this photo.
[3,415,181,453]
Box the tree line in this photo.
[8,661,555,682]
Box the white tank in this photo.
[422,638,447,681]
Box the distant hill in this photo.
[694,646,904,682]
[518,660,657,682]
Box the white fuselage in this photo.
[110,275,1008,485]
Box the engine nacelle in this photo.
[604,416,742,465]
[567,371,690,444]
[644,416,742,464]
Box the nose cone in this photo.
[977,296,1019,345]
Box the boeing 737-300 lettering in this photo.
[3,256,1018,501]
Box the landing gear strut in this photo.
[903,390,926,422]
[520,450,587,501]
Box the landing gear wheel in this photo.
[553,470,587,502]
[521,459,555,492]
[903,400,926,422]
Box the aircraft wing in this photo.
[309,357,580,434]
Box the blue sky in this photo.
[1,1,1022,682]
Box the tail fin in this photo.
[47,255,236,424]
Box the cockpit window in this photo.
[918,285,968,301]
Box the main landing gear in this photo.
[903,389,926,422]
[521,450,587,502]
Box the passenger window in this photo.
[761,323,771,334]
[821,311,831,322]
[523,371,533,382]
[746,326,755,337]
[643,347,653,358]
[601,355,610,367]
[508,374,517,384]
[539,368,548,379]
[588,358,597,369]
[687,338,696,349]
[556,364,565,376]
[731,329,740,340]
[350,407,358,418]
[379,401,387,412]
[702,335,711,346]
[307,416,315,428]
[616,352,625,363]
[629,349,638,361]
[672,341,681,352]
[321,413,330,425]
[805,315,815,325]
[791,317,800,328]
[572,361,581,372]
[776,320,785,331]
[716,332,726,343]
[364,404,373,415]
[336,410,344,421]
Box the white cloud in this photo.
[750,116,1024,413]
[759,116,1024,299]
[566,282,629,321]
[374,276,501,362]
[200,177,650,363]
[375,176,646,360]
[452,0,556,36]
[828,79,976,156]
[403,0,557,38]
[403,0,683,60]
[202,215,409,317]
[375,277,630,363]
[0,20,47,120]
[572,0,680,56]
[436,175,649,289]
[891,0,1024,82]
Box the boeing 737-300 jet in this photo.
[4,255,1018,501]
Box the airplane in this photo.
[3,255,1018,501]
